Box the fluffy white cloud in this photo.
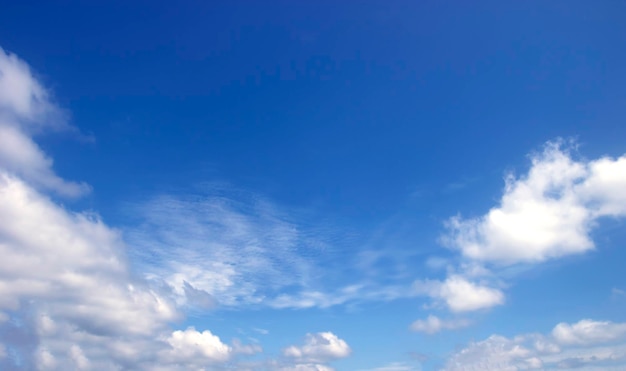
[552,319,626,346]
[445,141,626,265]
[283,332,351,365]
[0,48,89,197]
[442,319,626,371]
[0,150,255,370]
[413,275,504,312]
[0,47,63,126]
[410,315,470,334]
[159,327,232,365]
[0,47,257,370]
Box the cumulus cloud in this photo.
[0,47,89,197]
[158,327,239,367]
[552,319,626,346]
[442,319,626,370]
[282,332,351,369]
[444,140,626,265]
[0,147,255,370]
[413,275,504,312]
[410,315,470,334]
[0,46,257,370]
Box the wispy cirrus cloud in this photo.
[125,193,321,308]
[124,190,424,311]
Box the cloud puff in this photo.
[283,332,351,369]
[0,47,89,197]
[159,327,233,366]
[442,319,626,370]
[552,319,626,346]
[445,141,626,265]
[413,275,504,312]
[410,315,470,334]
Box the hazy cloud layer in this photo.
[443,319,626,370]
[410,315,470,334]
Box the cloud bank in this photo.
[443,319,626,370]
[0,47,262,370]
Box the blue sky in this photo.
[1,1,626,370]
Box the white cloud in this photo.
[277,364,335,371]
[443,334,541,371]
[410,315,470,334]
[0,170,257,370]
[283,332,351,364]
[127,193,319,308]
[359,362,418,371]
[0,47,64,127]
[0,47,257,370]
[552,319,626,346]
[159,327,233,365]
[413,275,504,312]
[127,193,418,310]
[444,141,626,265]
[0,173,177,333]
[268,284,408,309]
[0,47,89,197]
[442,319,626,371]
